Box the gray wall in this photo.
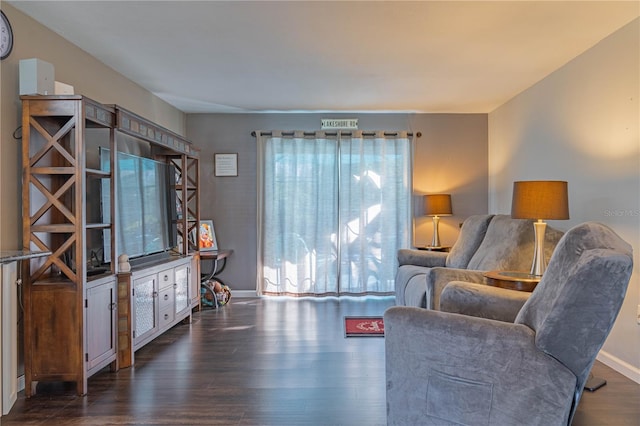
[489,19,639,379]
[0,4,186,251]
[187,113,488,293]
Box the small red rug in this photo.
[344,316,384,337]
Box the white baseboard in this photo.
[597,350,640,384]
[231,290,258,298]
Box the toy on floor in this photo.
[200,280,231,308]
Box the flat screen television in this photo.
[100,148,178,262]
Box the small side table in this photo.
[483,270,541,292]
[199,249,233,309]
[416,246,451,252]
[200,249,233,285]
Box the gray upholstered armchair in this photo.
[384,222,633,425]
[396,214,563,309]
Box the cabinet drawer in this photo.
[158,268,175,290]
[158,286,175,311]
[160,307,174,328]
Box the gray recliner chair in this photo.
[396,214,563,309]
[384,222,633,426]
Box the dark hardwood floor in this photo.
[2,297,638,425]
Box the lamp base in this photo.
[431,216,441,248]
[531,220,547,276]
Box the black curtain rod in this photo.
[251,131,421,138]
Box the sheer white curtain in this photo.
[257,130,412,296]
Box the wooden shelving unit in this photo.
[21,95,200,396]
[21,96,117,397]
[165,153,201,309]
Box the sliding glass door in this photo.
[257,131,412,296]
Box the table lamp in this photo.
[511,181,569,276]
[425,194,452,247]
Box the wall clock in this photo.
[1,10,14,60]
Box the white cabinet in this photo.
[133,273,159,350]
[86,276,117,377]
[1,262,18,415]
[131,256,192,354]
[158,267,175,328]
[175,263,189,316]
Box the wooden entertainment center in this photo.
[21,95,200,396]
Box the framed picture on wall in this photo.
[197,220,218,251]
[214,153,238,177]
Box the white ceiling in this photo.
[9,1,639,114]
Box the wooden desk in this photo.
[483,270,541,292]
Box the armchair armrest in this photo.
[440,281,531,323]
[424,267,489,310]
[397,249,447,267]
[384,307,576,426]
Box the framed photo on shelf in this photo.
[197,220,218,251]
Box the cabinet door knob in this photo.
[164,294,169,301]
